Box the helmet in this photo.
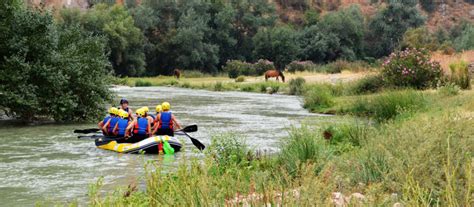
[108,107,118,115]
[119,110,128,119]
[162,102,170,111]
[155,105,162,113]
[120,98,129,104]
[136,108,146,117]
[142,106,149,113]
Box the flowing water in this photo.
[0,86,319,206]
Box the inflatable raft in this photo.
[95,136,182,154]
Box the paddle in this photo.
[177,124,198,133]
[74,128,101,134]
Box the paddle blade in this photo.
[190,137,205,151]
[74,128,100,134]
[182,125,198,133]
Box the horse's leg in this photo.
[276,76,279,82]
[265,75,268,81]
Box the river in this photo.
[0,86,317,206]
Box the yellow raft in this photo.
[95,136,182,154]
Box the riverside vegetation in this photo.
[83,48,473,206]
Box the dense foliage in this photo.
[55,0,474,76]
[0,0,111,122]
[382,48,443,89]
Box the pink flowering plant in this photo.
[382,48,443,89]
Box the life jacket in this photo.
[134,117,149,135]
[159,111,173,130]
[117,119,129,137]
[107,117,119,134]
[102,116,111,126]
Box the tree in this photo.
[318,5,365,60]
[298,25,341,63]
[171,8,219,72]
[400,27,438,51]
[0,5,111,121]
[253,26,299,70]
[80,4,145,76]
[365,3,425,57]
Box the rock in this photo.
[332,192,346,207]
[468,62,474,76]
[393,202,404,207]
[350,192,366,201]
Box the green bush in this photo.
[288,77,306,95]
[322,122,368,154]
[286,61,316,73]
[351,75,385,94]
[254,59,275,75]
[214,82,224,91]
[349,90,426,122]
[382,48,443,89]
[235,76,245,82]
[449,60,471,89]
[183,70,207,78]
[325,59,350,73]
[277,127,333,177]
[303,85,335,111]
[438,83,460,96]
[0,6,111,122]
[135,79,153,87]
[223,60,255,78]
[207,133,251,169]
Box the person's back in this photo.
[100,107,118,135]
[154,102,181,136]
[126,108,151,143]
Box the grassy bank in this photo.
[118,71,370,95]
[84,87,473,206]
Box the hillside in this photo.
[29,0,474,30]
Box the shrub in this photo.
[303,85,335,111]
[235,76,245,82]
[207,133,251,169]
[438,83,460,96]
[214,82,224,91]
[278,127,333,176]
[288,77,306,95]
[449,60,471,89]
[135,79,153,87]
[287,61,315,73]
[325,60,350,73]
[254,59,275,75]
[349,90,426,122]
[351,75,385,94]
[382,48,443,89]
[223,60,254,78]
[183,70,207,78]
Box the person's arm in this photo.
[125,121,134,138]
[97,121,104,128]
[102,120,110,133]
[152,115,160,134]
[113,122,119,136]
[172,115,181,130]
[129,109,134,121]
[147,121,152,137]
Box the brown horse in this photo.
[173,69,181,79]
[264,70,285,82]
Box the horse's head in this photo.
[279,71,285,82]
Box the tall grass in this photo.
[288,77,306,95]
[86,89,473,206]
[135,79,153,87]
[348,90,426,122]
[449,60,471,89]
[303,84,335,112]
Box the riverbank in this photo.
[119,71,371,95]
[85,85,473,206]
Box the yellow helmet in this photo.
[136,108,146,117]
[108,107,119,115]
[162,102,170,111]
[155,105,162,113]
[119,110,128,119]
[142,106,149,113]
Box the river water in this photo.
[0,86,317,206]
